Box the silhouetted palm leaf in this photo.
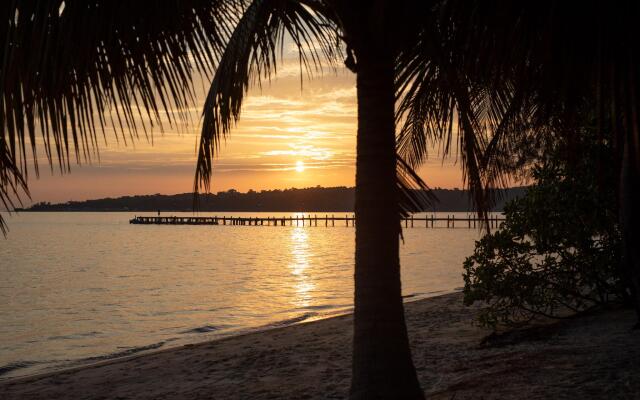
[396,1,640,228]
[0,0,237,231]
[395,24,498,222]
[194,0,339,195]
[396,155,437,217]
[438,0,640,183]
[0,137,28,235]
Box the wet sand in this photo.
[1,292,639,399]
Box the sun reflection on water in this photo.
[289,222,315,309]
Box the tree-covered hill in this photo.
[20,186,526,212]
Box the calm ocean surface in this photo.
[0,211,485,379]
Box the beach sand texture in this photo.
[1,292,639,399]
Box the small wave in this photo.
[183,325,226,334]
[0,361,39,377]
[303,304,343,311]
[267,312,318,328]
[81,342,165,363]
[47,331,102,341]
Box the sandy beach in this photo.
[1,292,639,399]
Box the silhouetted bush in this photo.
[463,133,625,327]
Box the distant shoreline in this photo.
[17,186,527,213]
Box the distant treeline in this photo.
[21,186,527,212]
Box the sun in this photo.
[295,160,305,173]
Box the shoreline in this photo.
[0,291,453,382]
[2,292,639,399]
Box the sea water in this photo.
[0,211,485,378]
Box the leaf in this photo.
[194,0,339,197]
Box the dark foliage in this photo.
[0,0,239,233]
[21,186,526,213]
[463,132,625,328]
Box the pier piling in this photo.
[129,214,505,229]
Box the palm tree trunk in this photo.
[350,47,424,399]
[620,139,640,327]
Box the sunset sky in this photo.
[26,48,464,204]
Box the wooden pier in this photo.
[129,214,505,229]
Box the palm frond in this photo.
[1,0,239,229]
[397,1,640,225]
[0,136,28,235]
[395,24,499,223]
[437,0,640,177]
[194,0,339,195]
[396,155,436,218]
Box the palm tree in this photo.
[193,2,432,397]
[3,1,640,399]
[1,1,435,398]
